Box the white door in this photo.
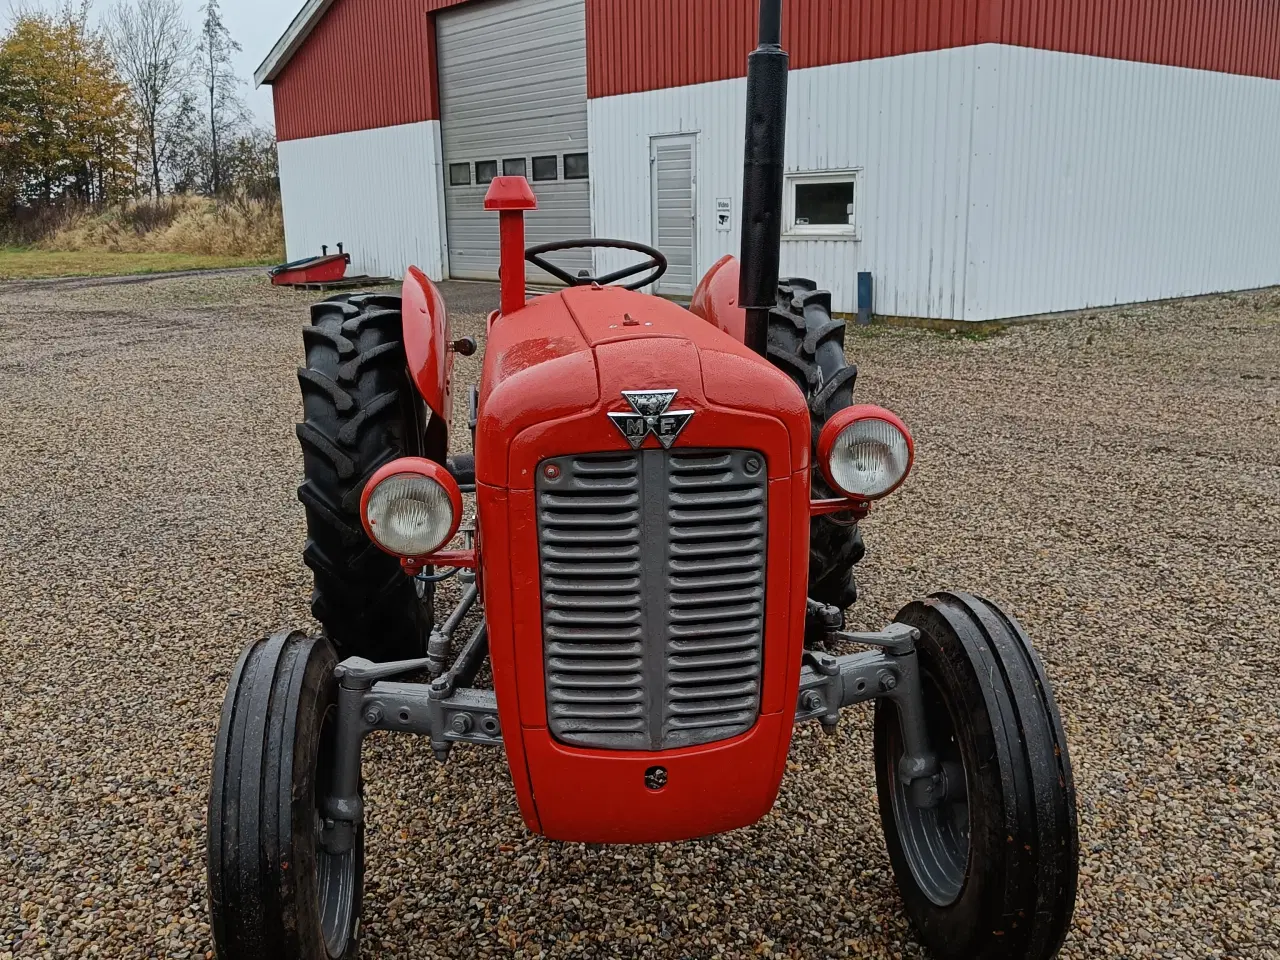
[650,134,697,297]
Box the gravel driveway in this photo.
[1,272,1277,959]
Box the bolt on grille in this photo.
[536,449,766,750]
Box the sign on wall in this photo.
[715,197,732,231]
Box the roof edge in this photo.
[254,0,338,86]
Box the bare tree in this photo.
[107,0,192,198]
[197,0,241,195]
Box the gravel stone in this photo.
[1,273,1277,958]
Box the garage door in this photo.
[438,0,590,282]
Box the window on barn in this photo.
[532,156,558,181]
[784,170,860,239]
[475,160,497,185]
[503,157,527,178]
[449,163,471,186]
[563,152,589,180]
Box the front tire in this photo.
[207,631,363,960]
[874,593,1078,960]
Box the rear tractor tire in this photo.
[207,631,363,960]
[874,592,1079,960]
[767,278,865,623]
[296,294,438,662]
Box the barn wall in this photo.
[590,44,1280,321]
[271,0,478,141]
[272,0,437,141]
[586,0,1280,97]
[965,45,1280,319]
[277,121,448,280]
[271,0,1280,137]
[589,48,983,319]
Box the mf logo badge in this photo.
[607,389,694,450]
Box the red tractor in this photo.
[206,4,1078,957]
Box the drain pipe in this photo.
[738,0,789,357]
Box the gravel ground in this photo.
[1,272,1277,959]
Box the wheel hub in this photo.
[886,682,971,907]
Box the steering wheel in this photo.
[524,239,668,291]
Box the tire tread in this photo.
[296,294,434,661]
[876,592,1078,960]
[767,278,865,612]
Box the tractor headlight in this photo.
[361,458,461,557]
[818,405,914,500]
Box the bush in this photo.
[40,193,283,258]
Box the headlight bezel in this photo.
[360,457,462,559]
[817,404,915,501]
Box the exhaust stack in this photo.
[738,0,788,356]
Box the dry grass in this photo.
[38,194,284,259]
[0,248,275,279]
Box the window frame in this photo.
[448,162,471,187]
[783,169,861,240]
[531,155,559,182]
[502,157,527,178]
[563,152,589,180]
[475,160,498,185]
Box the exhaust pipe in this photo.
[738,0,788,357]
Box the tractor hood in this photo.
[475,285,810,488]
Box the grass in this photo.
[42,195,284,260]
[0,248,276,280]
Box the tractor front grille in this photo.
[536,449,767,750]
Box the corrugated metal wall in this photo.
[965,44,1280,318]
[592,44,1280,320]
[278,121,447,279]
[590,49,983,318]
[271,0,483,141]
[272,0,438,141]
[994,0,1280,80]
[270,0,1280,138]
[586,0,985,97]
[585,0,1280,98]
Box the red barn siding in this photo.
[995,0,1280,80]
[586,0,1280,98]
[586,0,984,98]
[273,0,473,141]
[271,0,1280,138]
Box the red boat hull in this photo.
[269,253,350,286]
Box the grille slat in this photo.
[661,449,766,748]
[538,449,766,751]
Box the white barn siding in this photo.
[590,46,1280,321]
[588,47,982,319]
[278,120,447,281]
[966,46,1280,319]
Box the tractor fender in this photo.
[689,254,747,343]
[402,265,453,430]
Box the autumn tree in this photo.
[196,0,242,195]
[107,0,193,198]
[0,5,135,215]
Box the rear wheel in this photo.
[296,294,437,661]
[207,631,363,960]
[767,278,865,618]
[874,593,1078,960]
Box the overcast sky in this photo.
[7,0,302,124]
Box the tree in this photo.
[0,5,135,214]
[107,0,193,198]
[196,0,242,195]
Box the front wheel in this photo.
[207,631,363,959]
[874,593,1078,960]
